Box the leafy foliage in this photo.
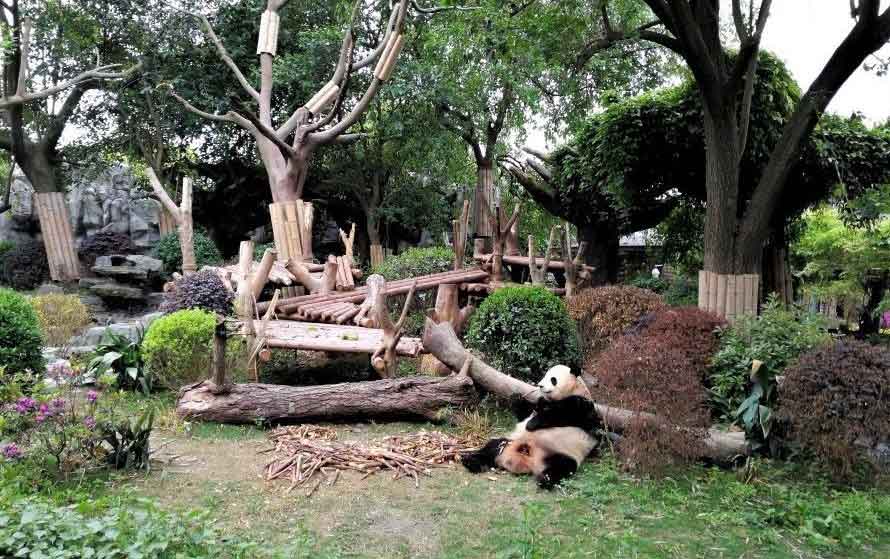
[466,286,580,382]
[78,231,132,266]
[709,297,830,421]
[590,307,723,474]
[30,293,91,348]
[661,275,699,307]
[626,274,668,293]
[371,246,456,280]
[792,206,890,332]
[779,340,890,481]
[141,309,215,389]
[566,285,665,362]
[87,328,147,394]
[0,288,44,374]
[0,239,50,290]
[160,270,234,316]
[0,240,13,258]
[153,232,223,274]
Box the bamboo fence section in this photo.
[698,271,759,321]
[34,192,79,281]
[270,200,314,297]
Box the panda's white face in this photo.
[537,365,576,401]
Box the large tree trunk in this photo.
[702,107,746,275]
[579,223,618,285]
[421,319,750,463]
[176,376,477,424]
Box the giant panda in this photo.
[462,365,601,489]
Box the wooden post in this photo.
[528,227,559,286]
[370,276,417,379]
[370,244,385,268]
[147,170,196,275]
[562,223,589,298]
[235,241,257,375]
[209,315,230,394]
[34,192,79,281]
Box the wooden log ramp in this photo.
[421,318,751,464]
[176,375,477,424]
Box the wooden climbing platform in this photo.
[257,267,489,321]
[251,319,424,357]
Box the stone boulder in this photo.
[92,254,163,285]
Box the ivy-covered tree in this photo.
[505,53,890,286]
[577,0,890,284]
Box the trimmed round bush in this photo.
[142,309,216,389]
[160,270,234,316]
[567,285,666,361]
[153,231,223,273]
[466,285,580,382]
[30,293,91,347]
[0,288,44,374]
[78,231,131,266]
[0,239,50,290]
[779,340,890,481]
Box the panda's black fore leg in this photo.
[461,438,506,473]
[536,454,577,490]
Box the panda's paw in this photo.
[460,453,488,473]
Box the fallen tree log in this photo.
[421,319,750,463]
[177,375,477,424]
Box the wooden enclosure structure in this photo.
[34,192,79,281]
[697,271,760,321]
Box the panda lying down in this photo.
[461,365,602,489]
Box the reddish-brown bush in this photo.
[779,340,890,481]
[567,285,666,361]
[590,307,723,474]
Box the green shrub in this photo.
[466,285,580,382]
[0,239,50,290]
[627,273,668,293]
[371,246,456,280]
[567,285,666,362]
[142,309,216,389]
[779,340,890,481]
[153,231,223,273]
[662,275,699,306]
[254,242,275,260]
[30,293,91,348]
[709,297,830,417]
[0,240,13,258]
[370,246,459,336]
[0,288,44,374]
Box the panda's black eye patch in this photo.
[550,377,557,386]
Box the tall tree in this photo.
[0,0,140,195]
[169,0,411,203]
[581,0,890,279]
[505,53,890,286]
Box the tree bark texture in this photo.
[176,375,478,424]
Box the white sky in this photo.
[762,0,890,123]
[526,2,890,151]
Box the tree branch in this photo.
[145,166,181,219]
[0,60,142,110]
[195,13,260,102]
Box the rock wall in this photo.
[0,164,162,251]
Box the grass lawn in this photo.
[3,394,890,558]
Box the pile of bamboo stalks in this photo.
[261,427,476,493]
